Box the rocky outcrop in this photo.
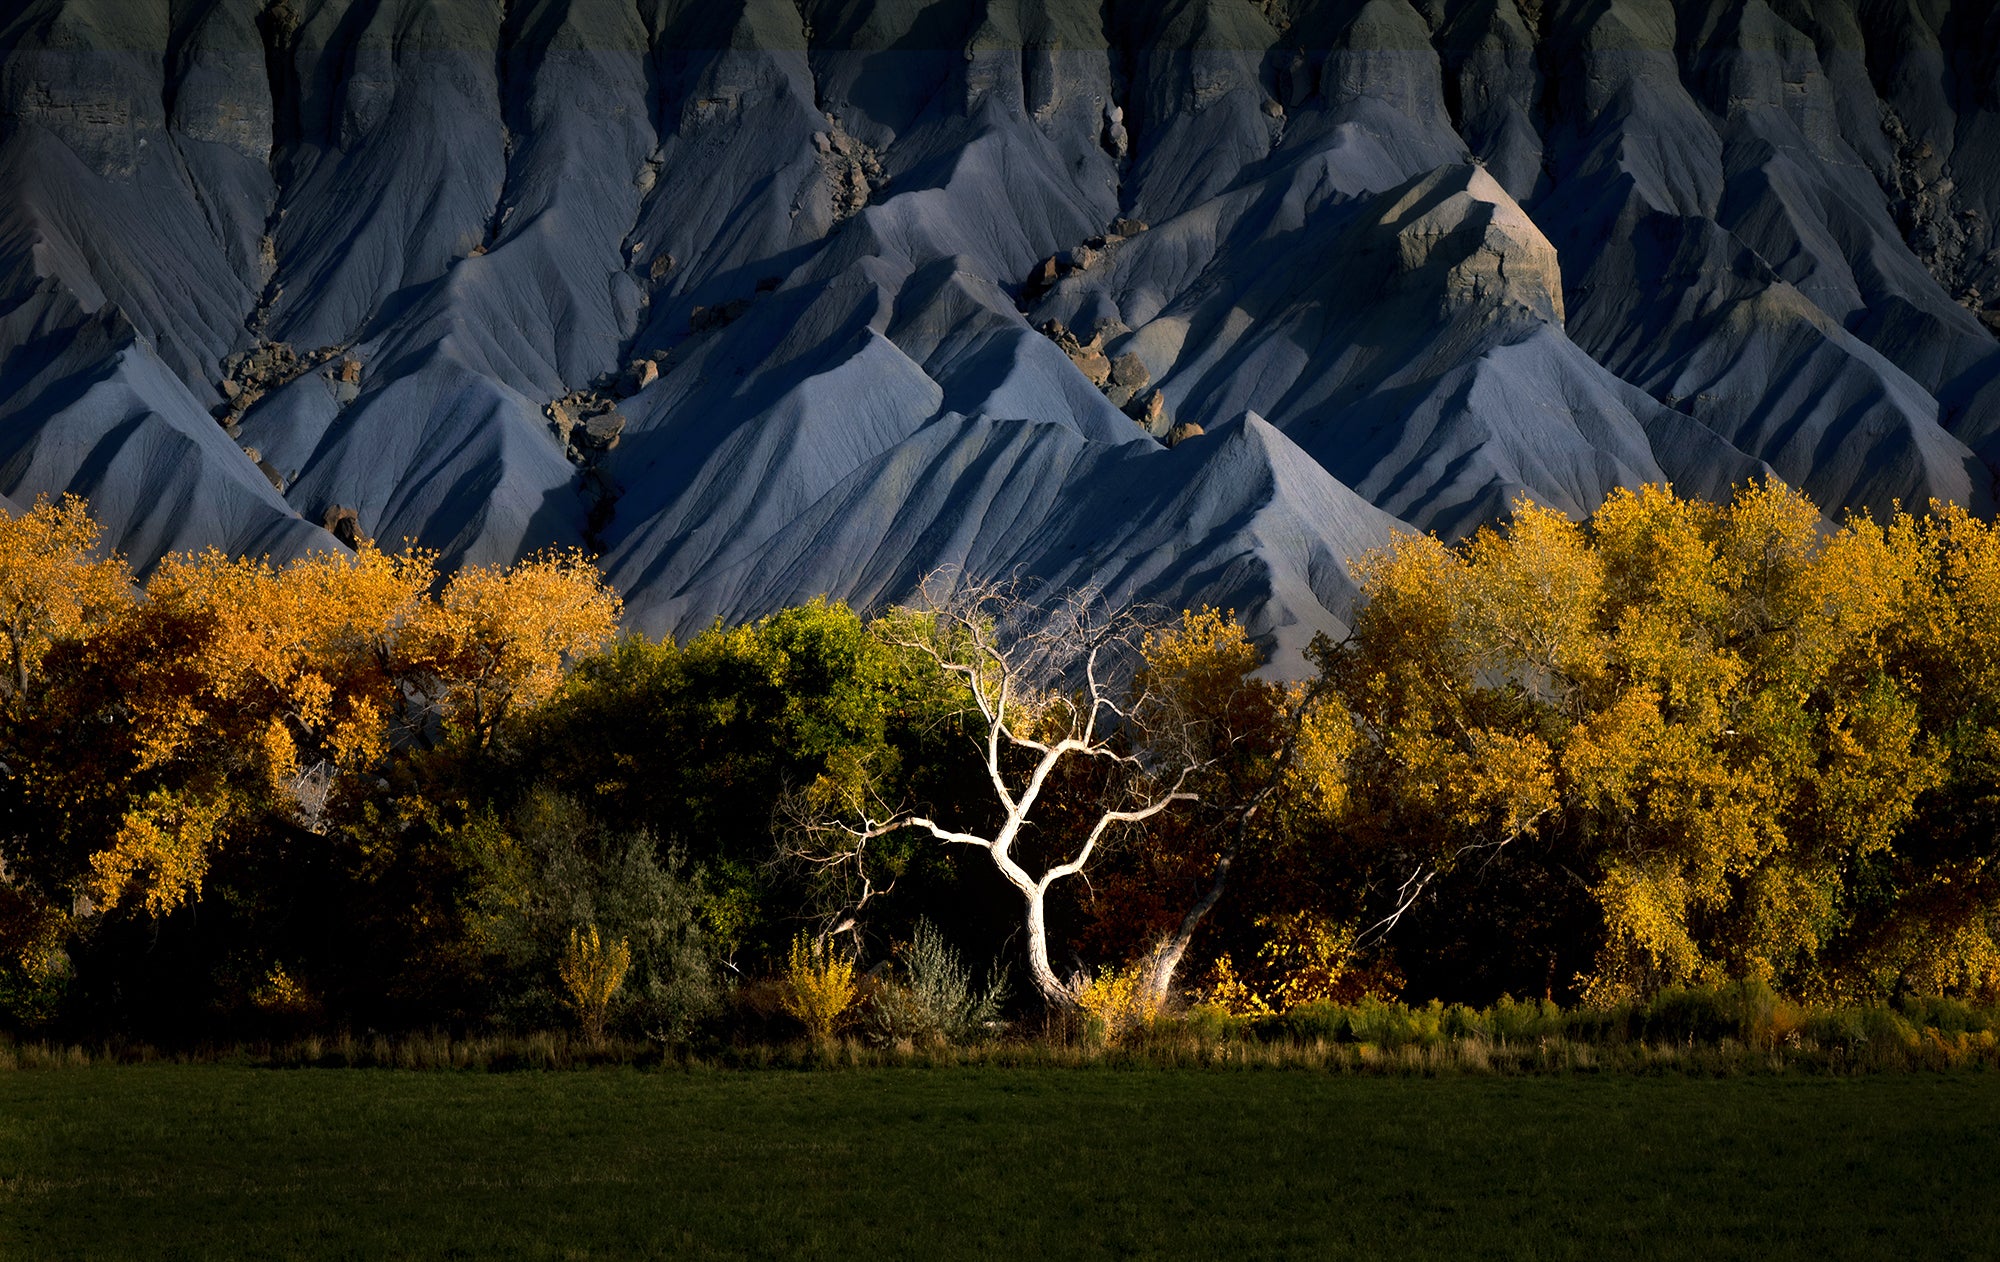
[1883,107,1992,313]
[320,505,362,549]
[544,352,674,550]
[815,119,886,221]
[217,343,352,431]
[1036,318,1172,436]
[1366,165,1566,324]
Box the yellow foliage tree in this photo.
[77,543,438,912]
[134,544,435,806]
[0,494,131,701]
[1321,511,1565,942]
[1836,504,2000,998]
[1321,480,1970,1002]
[6,509,623,920]
[1570,484,1951,998]
[87,788,232,916]
[1108,608,1303,1004]
[401,549,622,749]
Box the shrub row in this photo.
[1195,982,2000,1054]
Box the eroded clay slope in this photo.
[3,0,1996,668]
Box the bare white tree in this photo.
[785,574,1203,1008]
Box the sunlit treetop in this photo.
[0,494,131,700]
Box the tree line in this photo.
[0,478,1996,1046]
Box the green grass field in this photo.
[3,1066,1996,1260]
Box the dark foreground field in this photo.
[3,1067,1996,1260]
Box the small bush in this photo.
[1567,1002,1639,1045]
[1738,981,1806,1049]
[1441,1004,1485,1041]
[1859,1006,1921,1052]
[781,936,856,1044]
[1348,998,1446,1049]
[471,791,722,1045]
[1488,995,1565,1044]
[1804,1008,1868,1052]
[1180,1003,1237,1044]
[864,919,1004,1047]
[1193,953,1273,1018]
[1281,1000,1348,1043]
[1644,986,1727,1044]
[1075,964,1163,1043]
[1900,995,1987,1035]
[559,925,632,1044]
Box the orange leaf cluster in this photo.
[0,497,620,918]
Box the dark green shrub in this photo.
[1488,995,1564,1043]
[1728,979,1795,1047]
[473,789,722,1045]
[1346,999,1447,1049]
[1282,1001,1349,1043]
[1899,995,1985,1035]
[1859,1007,1921,1052]
[1181,1003,1237,1044]
[1442,1004,1485,1040]
[1566,1002,1638,1044]
[1643,985,1737,1044]
[1803,1009,1868,1052]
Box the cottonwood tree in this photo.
[786,576,1203,1008]
[61,544,436,914]
[0,495,131,703]
[1099,608,1334,1010]
[1314,482,1960,1002]
[1322,512,1572,948]
[399,549,622,751]
[0,526,620,920]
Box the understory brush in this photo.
[7,982,1996,1074]
[862,918,1006,1048]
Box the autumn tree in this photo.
[1565,483,1948,999]
[1835,503,2000,998]
[1313,516,1567,967]
[0,513,633,1033]
[1073,608,1337,1009]
[0,495,134,1023]
[0,495,131,702]
[16,543,434,917]
[1311,481,1968,1003]
[400,549,621,751]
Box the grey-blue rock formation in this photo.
[4,0,1997,668]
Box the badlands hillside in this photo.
[3,0,1998,664]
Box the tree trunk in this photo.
[1141,850,1232,1009]
[1022,884,1075,1007]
